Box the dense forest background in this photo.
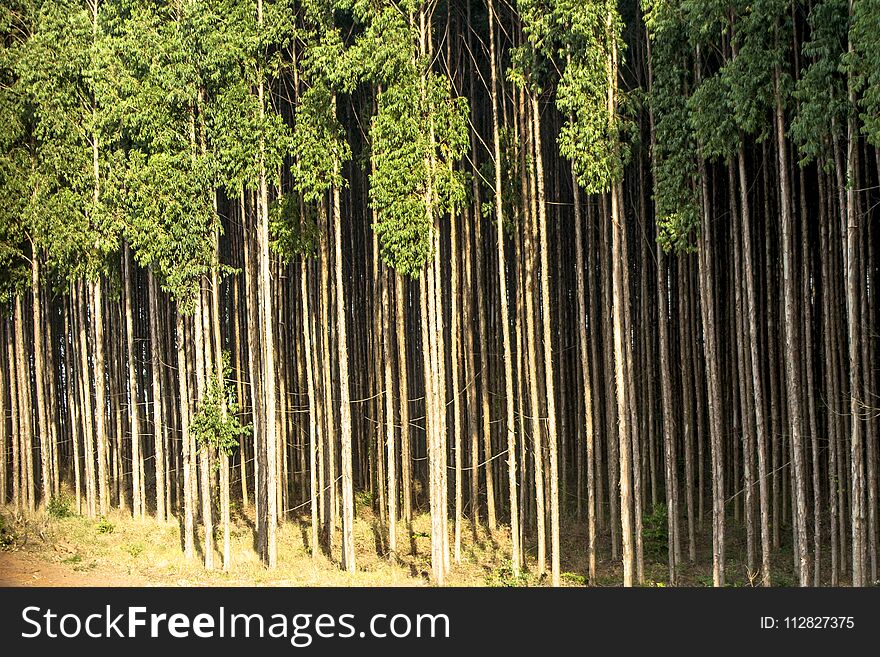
[0,0,878,587]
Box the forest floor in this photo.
[0,498,801,587]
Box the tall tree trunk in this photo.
[845,3,865,584]
[738,145,772,586]
[488,0,520,574]
[7,317,21,512]
[395,273,412,528]
[695,51,725,585]
[524,91,546,575]
[148,268,167,522]
[333,169,356,574]
[31,251,50,507]
[123,244,143,518]
[302,257,319,558]
[91,278,110,516]
[573,170,596,583]
[0,324,7,507]
[176,310,195,559]
[774,64,809,586]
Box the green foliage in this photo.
[696,574,713,587]
[724,2,779,140]
[641,503,669,559]
[480,126,521,233]
[109,0,225,309]
[554,0,631,194]
[791,0,848,165]
[72,557,98,572]
[270,193,320,260]
[190,351,250,458]
[0,0,120,295]
[643,1,699,253]
[355,490,374,510]
[687,71,738,161]
[291,81,350,203]
[97,517,114,534]
[486,560,533,587]
[123,150,217,312]
[644,0,795,251]
[123,542,145,559]
[561,571,586,586]
[850,0,880,146]
[47,494,74,519]
[771,572,795,587]
[360,6,469,278]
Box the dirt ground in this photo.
[0,549,151,586]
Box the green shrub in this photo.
[47,495,74,518]
[123,542,145,558]
[561,571,586,586]
[355,490,374,509]
[642,503,669,559]
[486,560,532,587]
[97,517,114,534]
[0,516,13,549]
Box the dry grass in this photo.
[0,500,527,587]
[0,494,809,587]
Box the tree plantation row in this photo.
[0,0,878,587]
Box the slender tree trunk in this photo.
[381,265,398,558]
[0,324,7,507]
[774,65,809,586]
[657,243,679,585]
[123,245,143,518]
[846,7,865,584]
[333,168,356,574]
[31,252,50,508]
[450,212,462,563]
[148,268,167,522]
[530,94,560,587]
[194,292,214,570]
[695,52,725,584]
[176,311,195,560]
[91,279,110,516]
[738,145,772,586]
[256,0,278,569]
[395,273,412,528]
[8,318,21,512]
[488,0,520,574]
[524,91,546,574]
[301,257,319,558]
[573,170,596,583]
[75,282,96,517]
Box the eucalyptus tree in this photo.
[291,0,356,571]
[510,3,564,587]
[110,0,226,560]
[849,0,880,586]
[554,0,630,586]
[0,2,31,515]
[7,0,123,515]
[352,0,469,584]
[486,0,522,576]
[644,0,704,582]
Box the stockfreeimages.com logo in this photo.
[21,606,451,647]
